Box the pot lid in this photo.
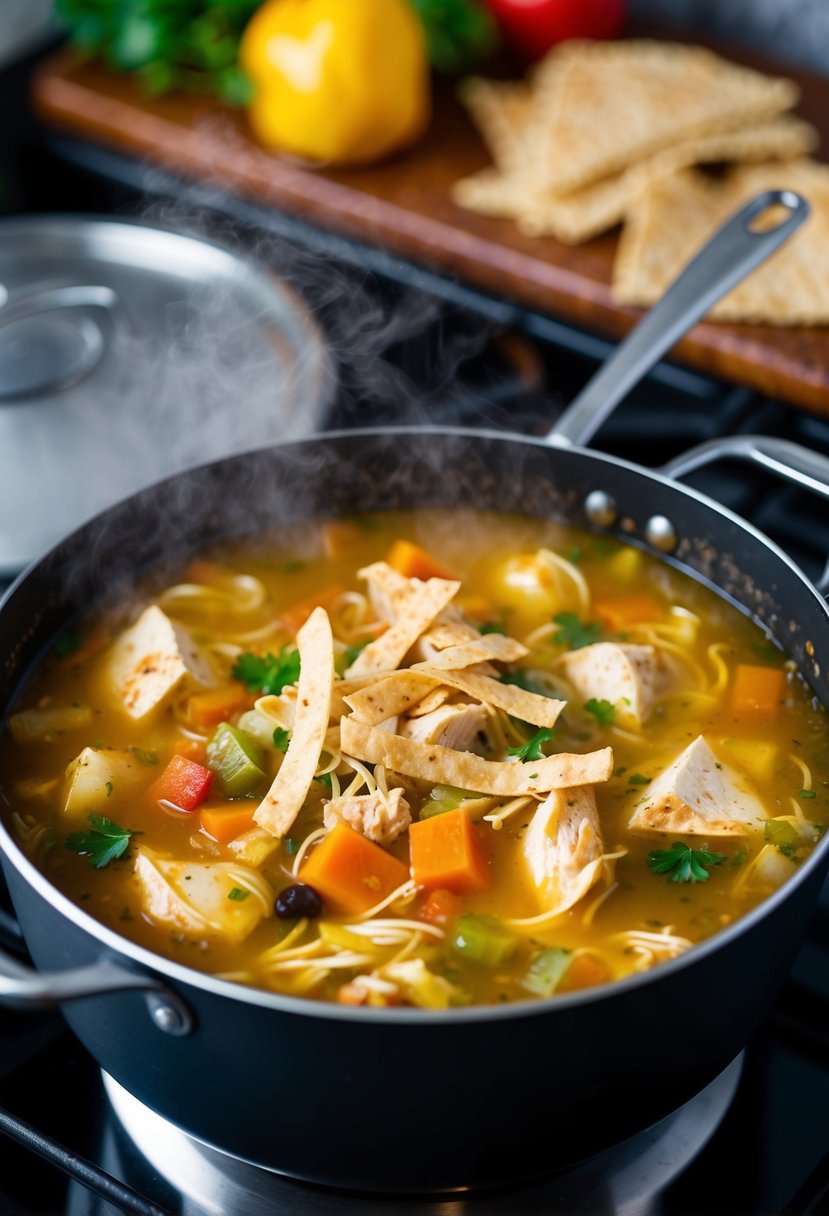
[0,216,334,575]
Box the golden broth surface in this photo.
[2,511,827,1008]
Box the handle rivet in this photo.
[645,515,678,553]
[585,491,617,528]
[146,994,193,1037]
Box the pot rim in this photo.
[2,423,828,1025]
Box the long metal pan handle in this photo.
[547,190,809,448]
[661,434,829,596]
[0,947,193,1035]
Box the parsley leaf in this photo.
[233,647,300,695]
[647,842,726,883]
[316,772,333,793]
[799,789,817,800]
[273,727,291,752]
[585,698,615,727]
[507,727,554,763]
[65,814,135,869]
[478,621,506,636]
[628,772,651,785]
[227,887,249,902]
[552,613,602,650]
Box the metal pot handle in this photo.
[661,434,829,596]
[546,190,809,449]
[0,947,193,1036]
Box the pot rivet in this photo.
[146,993,194,1037]
[585,490,617,528]
[645,515,678,553]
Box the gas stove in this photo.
[1,43,829,1216]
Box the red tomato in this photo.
[485,0,625,61]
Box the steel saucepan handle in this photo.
[662,434,829,597]
[547,190,810,449]
[0,947,193,1035]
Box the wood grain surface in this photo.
[31,44,829,414]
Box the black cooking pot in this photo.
[0,195,828,1193]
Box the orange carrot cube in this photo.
[730,664,786,716]
[299,822,410,915]
[593,595,661,632]
[386,540,454,582]
[200,803,258,845]
[409,808,488,894]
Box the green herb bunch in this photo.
[54,0,260,102]
[409,0,498,73]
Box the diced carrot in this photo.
[184,560,233,586]
[149,754,213,812]
[593,595,661,632]
[386,539,455,582]
[730,664,786,717]
[280,583,347,637]
[187,682,253,730]
[418,887,464,926]
[200,803,257,845]
[337,981,369,1006]
[173,738,207,764]
[558,953,610,993]
[322,520,365,559]
[409,808,488,894]
[299,822,410,915]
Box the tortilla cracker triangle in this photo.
[613,160,829,323]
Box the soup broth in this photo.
[2,511,827,1008]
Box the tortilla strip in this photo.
[345,577,461,677]
[340,716,612,795]
[345,669,564,729]
[254,607,335,838]
[408,687,455,717]
[412,635,528,669]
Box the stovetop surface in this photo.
[1,39,829,1216]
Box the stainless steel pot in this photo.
[0,193,827,1193]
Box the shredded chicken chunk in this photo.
[559,642,670,728]
[323,787,411,845]
[522,786,605,915]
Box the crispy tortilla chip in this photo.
[254,607,335,838]
[345,668,565,729]
[413,634,528,670]
[458,77,535,174]
[518,116,818,243]
[525,40,799,195]
[346,576,461,677]
[340,716,612,795]
[613,161,829,323]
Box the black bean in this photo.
[275,882,323,919]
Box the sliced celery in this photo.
[420,784,480,820]
[451,914,517,967]
[521,947,573,996]
[206,723,266,797]
[764,818,800,858]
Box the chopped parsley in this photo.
[478,621,506,636]
[316,772,333,793]
[764,819,800,857]
[799,789,817,800]
[227,887,250,902]
[65,814,135,869]
[647,842,726,884]
[628,772,651,785]
[233,647,300,695]
[567,546,583,565]
[272,727,291,752]
[54,628,85,659]
[507,727,554,763]
[552,612,602,651]
[282,559,305,573]
[730,847,748,868]
[284,837,300,856]
[584,698,615,727]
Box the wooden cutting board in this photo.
[32,43,829,414]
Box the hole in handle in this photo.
[746,189,807,234]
